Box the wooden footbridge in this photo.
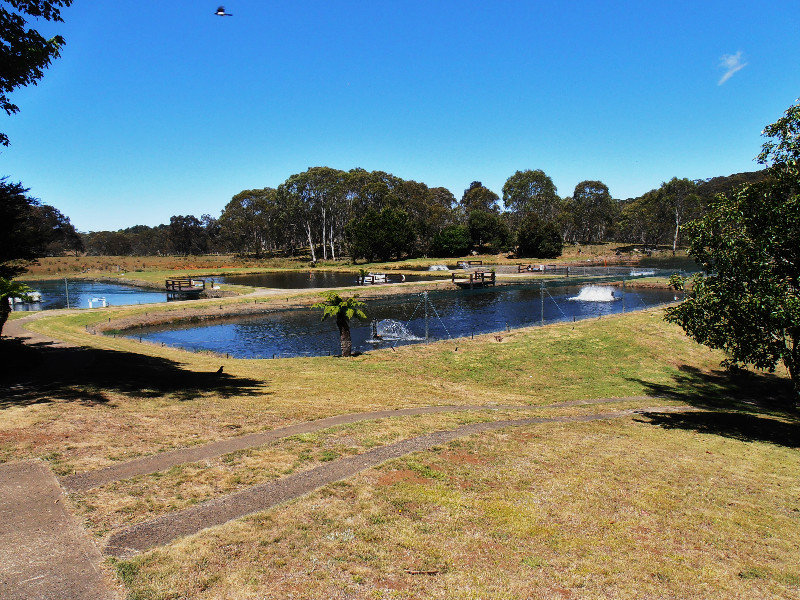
[164,278,205,298]
[452,270,496,289]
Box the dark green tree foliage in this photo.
[467,210,512,252]
[35,203,83,255]
[1,0,71,146]
[617,178,702,249]
[460,181,500,213]
[665,100,800,401]
[0,277,33,335]
[502,169,559,222]
[218,188,280,256]
[168,215,207,255]
[567,180,615,243]
[0,178,61,277]
[516,215,563,259]
[278,167,348,262]
[694,170,768,203]
[430,225,471,257]
[345,207,415,262]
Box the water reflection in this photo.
[132,283,680,358]
[15,280,169,311]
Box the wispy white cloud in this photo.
[718,51,747,85]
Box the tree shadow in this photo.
[0,338,267,409]
[629,365,799,448]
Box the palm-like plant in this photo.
[312,291,367,357]
[0,278,34,337]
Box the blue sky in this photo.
[2,1,799,232]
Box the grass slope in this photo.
[2,301,797,599]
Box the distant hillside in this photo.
[694,169,768,201]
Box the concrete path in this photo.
[104,405,699,558]
[61,396,656,492]
[0,460,121,600]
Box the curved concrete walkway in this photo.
[62,396,656,492]
[104,405,700,558]
[0,460,121,600]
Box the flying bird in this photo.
[214,6,232,16]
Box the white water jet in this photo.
[368,319,423,342]
[630,269,655,276]
[428,265,449,271]
[568,286,619,302]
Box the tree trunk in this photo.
[788,330,799,408]
[337,314,352,357]
[0,298,10,338]
[330,225,336,261]
[673,208,681,253]
[306,222,316,263]
[322,207,328,260]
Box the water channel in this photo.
[130,282,681,358]
[15,280,168,311]
[215,271,435,288]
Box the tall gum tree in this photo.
[502,169,559,223]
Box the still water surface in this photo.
[216,271,433,288]
[131,284,680,358]
[16,280,168,310]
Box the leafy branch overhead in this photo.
[0,0,73,146]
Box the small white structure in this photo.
[88,297,107,308]
[10,291,41,305]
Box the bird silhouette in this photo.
[214,6,232,16]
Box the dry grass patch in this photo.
[73,402,666,536]
[117,413,800,599]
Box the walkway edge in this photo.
[0,459,121,600]
[104,405,700,558]
[62,396,658,492]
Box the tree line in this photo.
[76,167,767,261]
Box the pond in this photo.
[215,271,436,288]
[13,280,169,311]
[130,283,681,358]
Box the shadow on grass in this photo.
[0,338,266,409]
[630,365,799,448]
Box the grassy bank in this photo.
[20,244,697,282]
[2,300,796,599]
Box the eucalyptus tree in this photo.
[660,177,702,252]
[502,169,560,223]
[219,188,280,256]
[569,180,616,243]
[460,181,500,213]
[278,167,348,262]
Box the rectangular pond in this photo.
[14,280,169,311]
[129,282,681,358]
[215,271,435,288]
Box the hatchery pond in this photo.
[130,282,680,358]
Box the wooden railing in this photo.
[165,278,205,292]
